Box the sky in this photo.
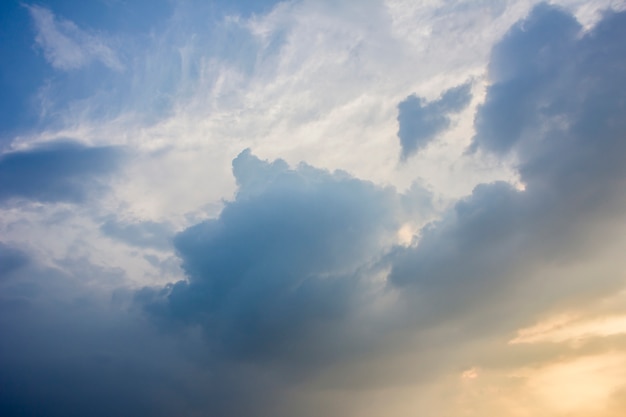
[1,0,626,416]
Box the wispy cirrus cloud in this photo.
[27,4,124,72]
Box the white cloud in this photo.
[27,5,124,72]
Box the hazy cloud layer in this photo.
[0,260,212,417]
[397,82,472,159]
[0,141,123,204]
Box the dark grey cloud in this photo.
[471,2,626,159]
[139,149,402,365]
[397,82,472,159]
[0,260,216,417]
[0,253,279,417]
[0,141,123,204]
[390,3,626,335]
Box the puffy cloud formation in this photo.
[390,3,626,334]
[397,82,472,159]
[139,149,403,363]
[0,141,123,204]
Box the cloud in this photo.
[390,3,626,336]
[211,0,287,18]
[138,149,404,364]
[100,218,173,250]
[0,258,217,417]
[0,243,29,279]
[0,141,123,204]
[397,82,472,159]
[3,3,626,417]
[128,6,626,412]
[27,4,124,72]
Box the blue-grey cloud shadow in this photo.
[0,141,123,204]
[138,149,401,364]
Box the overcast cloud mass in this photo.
[2,1,626,416]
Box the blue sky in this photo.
[2,1,626,416]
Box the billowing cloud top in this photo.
[139,149,402,363]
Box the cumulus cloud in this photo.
[397,81,472,160]
[27,4,124,72]
[0,141,123,204]
[139,149,404,364]
[390,3,626,336]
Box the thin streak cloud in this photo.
[27,4,124,72]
